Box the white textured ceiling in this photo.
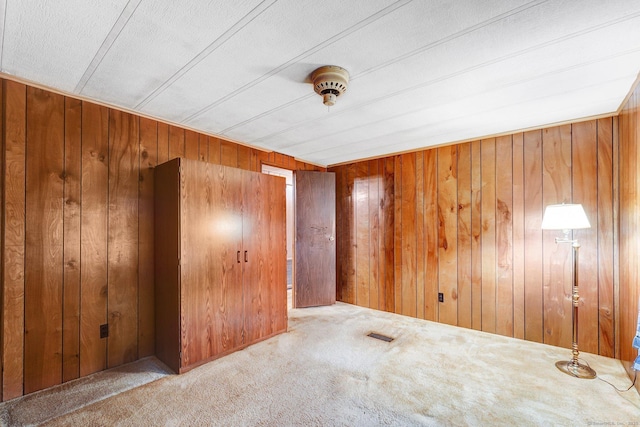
[2,0,640,166]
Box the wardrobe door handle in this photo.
[237,251,241,263]
[244,250,248,263]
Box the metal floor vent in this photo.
[367,332,394,342]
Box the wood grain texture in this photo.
[184,130,199,161]
[237,145,251,171]
[220,140,238,168]
[596,118,614,357]
[368,159,380,310]
[523,130,544,343]
[2,80,26,400]
[168,126,184,160]
[437,146,457,325]
[24,87,65,394]
[266,173,287,334]
[401,153,417,317]
[542,125,572,348]
[423,150,438,322]
[335,166,345,302]
[495,135,513,337]
[456,143,472,329]
[394,155,402,313]
[243,171,268,343]
[618,83,640,364]
[157,122,169,163]
[355,162,370,308]
[63,97,82,382]
[244,171,286,340]
[344,164,356,304]
[208,137,221,164]
[470,140,482,331]
[480,139,496,334]
[80,101,108,377]
[382,159,395,313]
[138,117,157,358]
[295,171,336,308]
[512,133,526,340]
[198,134,209,163]
[414,154,424,319]
[107,110,139,368]
[572,121,599,354]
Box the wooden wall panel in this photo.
[221,140,238,167]
[437,146,457,325]
[512,133,526,340]
[237,145,251,171]
[355,162,370,308]
[495,135,513,337]
[470,141,482,331]
[368,159,380,310]
[80,101,108,377]
[414,153,425,319]
[335,165,345,302]
[157,122,169,164]
[523,130,544,343]
[456,143,472,329]
[401,153,416,318]
[330,116,623,362]
[619,81,640,370]
[423,150,437,321]
[63,98,82,382]
[382,159,395,313]
[107,111,139,368]
[394,156,402,313]
[209,137,221,164]
[2,80,26,400]
[168,125,184,160]
[542,125,572,348]
[138,117,157,358]
[572,121,599,355]
[344,164,356,304]
[24,87,65,394]
[596,118,614,357]
[480,139,496,333]
[184,129,199,160]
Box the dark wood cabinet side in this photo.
[154,158,181,373]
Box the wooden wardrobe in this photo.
[154,157,287,373]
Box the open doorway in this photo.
[261,164,294,309]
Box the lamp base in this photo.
[555,360,596,379]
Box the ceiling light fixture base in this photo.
[311,66,349,107]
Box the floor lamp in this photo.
[541,203,596,379]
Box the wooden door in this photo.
[294,171,336,308]
[177,160,244,370]
[242,172,287,343]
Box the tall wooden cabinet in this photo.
[154,157,287,373]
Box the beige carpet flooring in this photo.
[2,302,639,426]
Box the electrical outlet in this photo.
[100,324,109,339]
[438,293,444,303]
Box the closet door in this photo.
[180,161,244,368]
[242,172,287,343]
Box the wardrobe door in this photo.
[242,172,287,343]
[180,161,244,368]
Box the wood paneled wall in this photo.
[0,78,323,401]
[619,79,640,371]
[331,118,618,357]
